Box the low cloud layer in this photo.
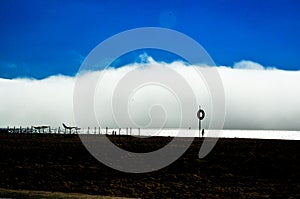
[0,59,299,130]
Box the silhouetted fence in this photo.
[0,126,201,138]
[0,126,144,136]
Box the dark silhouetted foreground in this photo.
[0,133,299,198]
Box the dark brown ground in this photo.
[0,133,299,198]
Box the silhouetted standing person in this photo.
[201,129,205,137]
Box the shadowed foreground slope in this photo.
[0,134,299,198]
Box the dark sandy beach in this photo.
[0,133,299,198]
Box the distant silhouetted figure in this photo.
[201,129,205,137]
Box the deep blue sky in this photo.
[0,0,300,79]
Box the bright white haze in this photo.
[0,57,299,130]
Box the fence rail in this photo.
[0,126,142,136]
